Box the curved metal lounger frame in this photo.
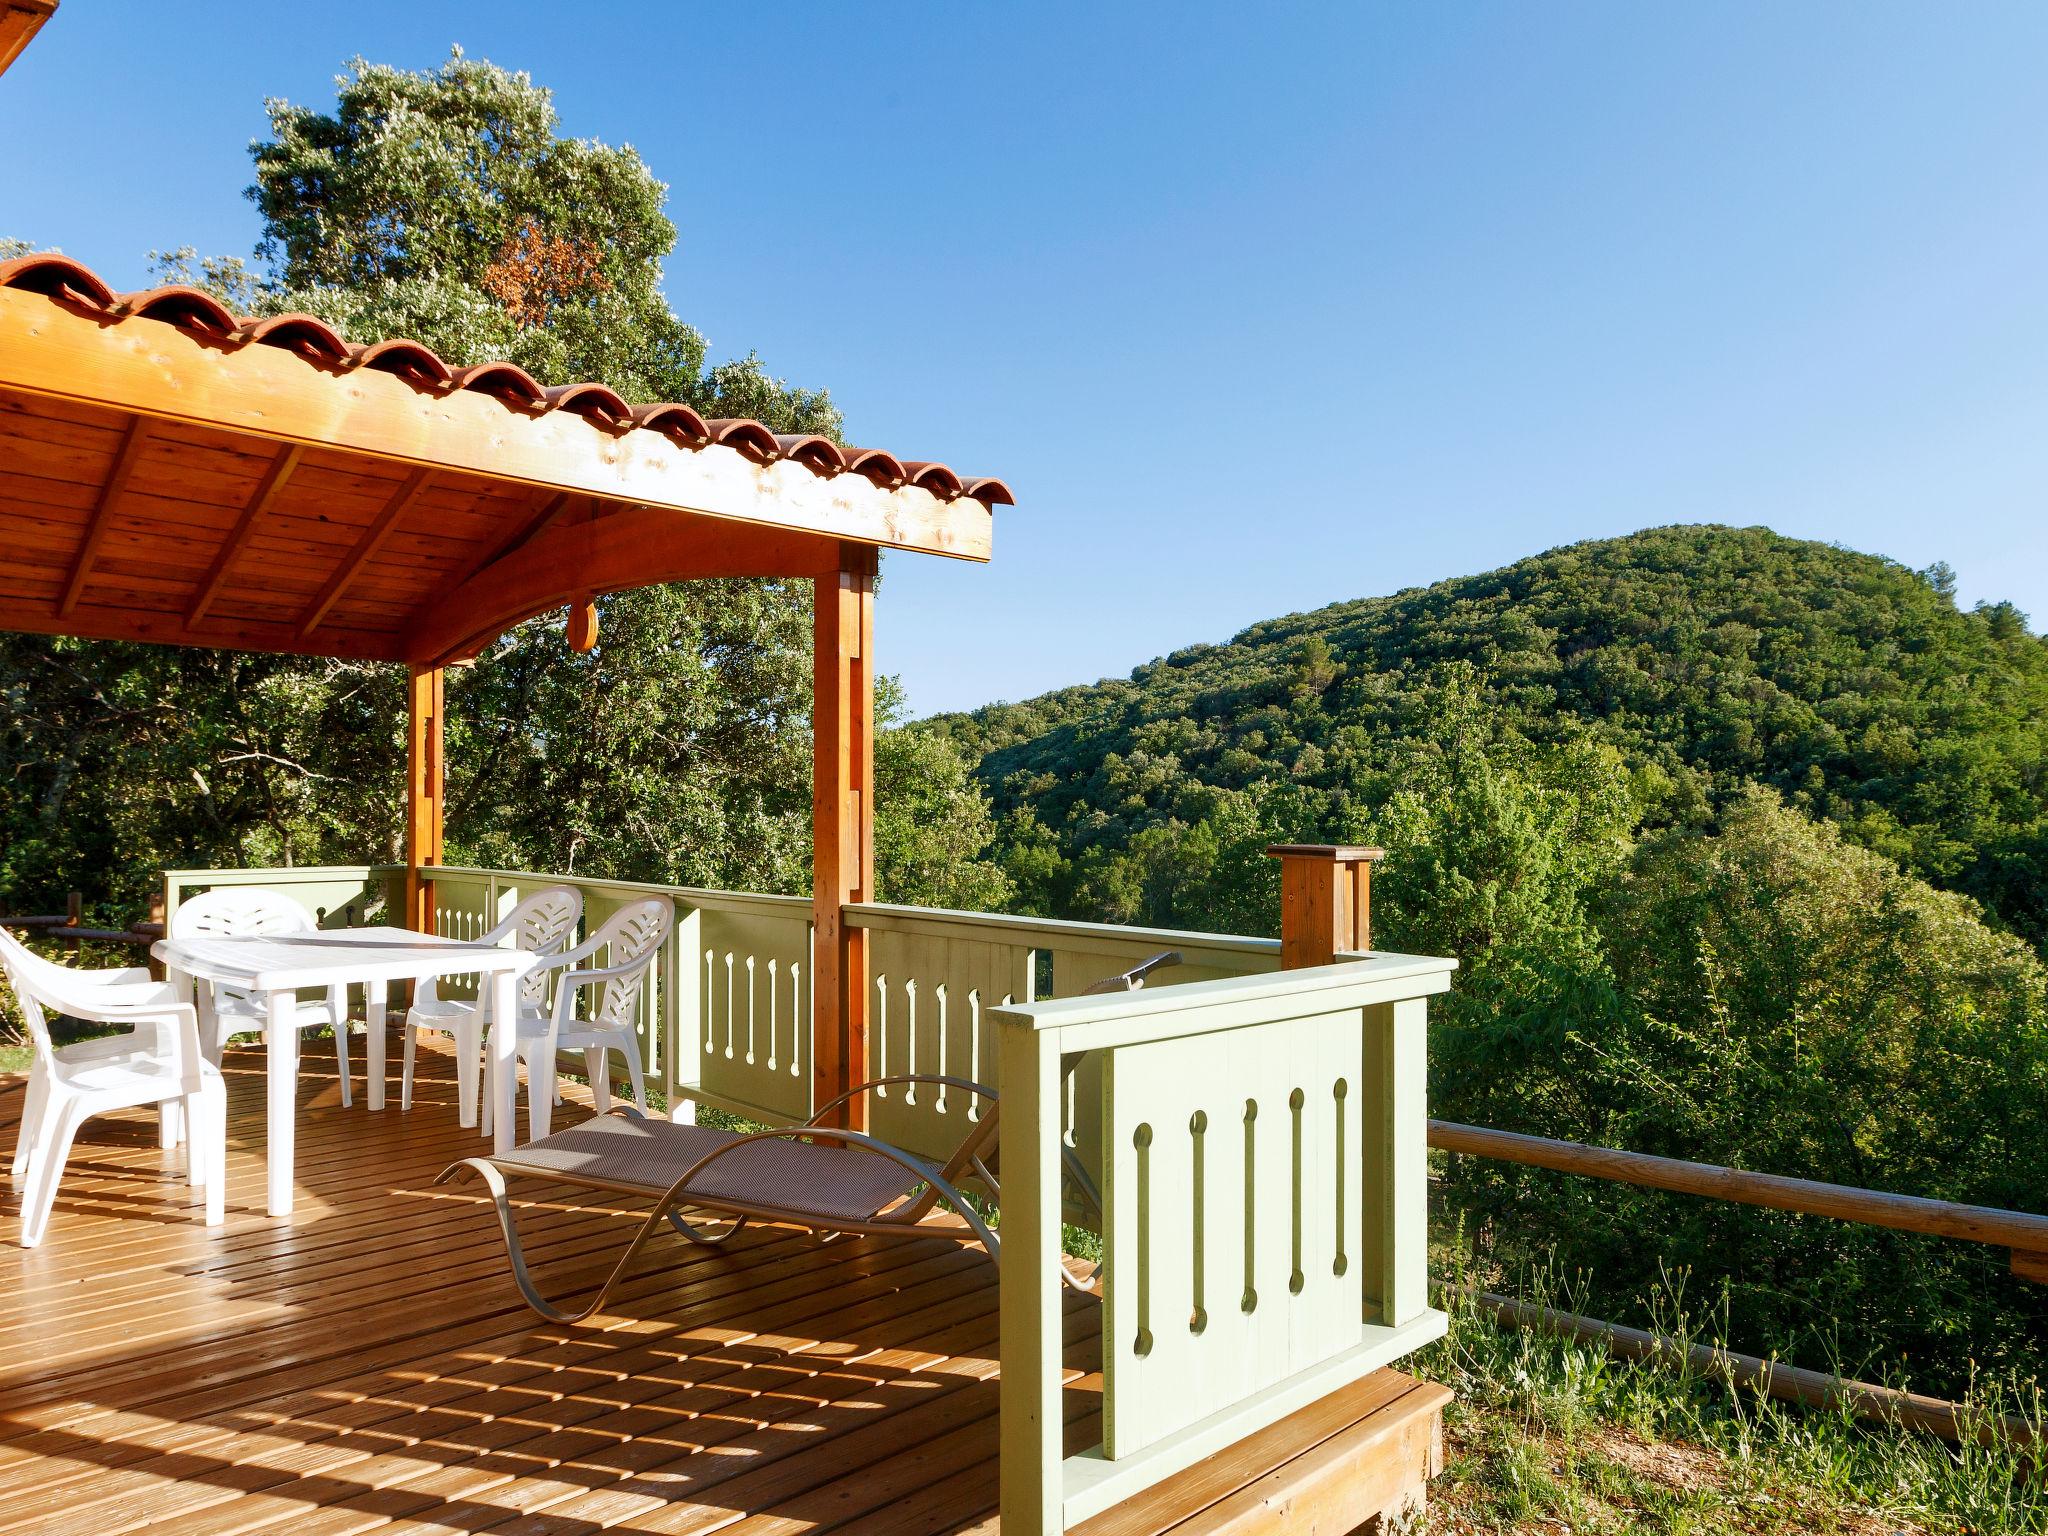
[437,1096,1003,1324]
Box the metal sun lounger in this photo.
[441,952,1184,1322]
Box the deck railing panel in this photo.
[850,903,1282,1180]
[994,953,1456,1532]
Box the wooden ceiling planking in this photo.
[0,385,135,436]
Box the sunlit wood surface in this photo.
[0,1034,1436,1534]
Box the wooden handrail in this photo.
[1430,1119,2048,1275]
[1469,1291,2037,1446]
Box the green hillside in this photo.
[930,524,2048,1392]
[941,524,2048,946]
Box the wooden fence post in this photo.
[1266,843,1384,968]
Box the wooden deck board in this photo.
[0,1032,1443,1534]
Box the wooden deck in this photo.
[0,1032,1446,1534]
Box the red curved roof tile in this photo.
[543,381,634,427]
[114,285,240,337]
[0,252,1011,509]
[451,360,548,408]
[706,419,782,463]
[774,434,849,473]
[350,338,455,387]
[845,448,907,488]
[962,476,1017,508]
[0,252,117,308]
[235,312,352,364]
[903,461,964,499]
[632,401,711,442]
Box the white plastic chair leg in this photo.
[454,1019,482,1128]
[331,987,353,1110]
[621,1035,648,1115]
[401,1025,418,1112]
[585,1046,610,1113]
[10,1067,49,1181]
[182,1089,208,1189]
[20,1095,82,1249]
[158,1098,183,1151]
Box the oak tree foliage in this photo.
[0,52,1002,912]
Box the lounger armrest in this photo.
[807,1073,997,1128]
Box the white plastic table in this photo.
[152,926,537,1215]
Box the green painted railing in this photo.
[159,863,1454,1530]
[993,954,1457,1532]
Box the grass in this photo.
[1420,1239,2047,1535]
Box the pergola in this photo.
[0,237,1012,1115]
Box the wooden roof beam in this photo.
[435,488,577,599]
[58,416,151,617]
[187,443,302,626]
[406,505,840,667]
[296,468,434,639]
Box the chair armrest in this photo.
[807,1073,998,1128]
[79,966,157,987]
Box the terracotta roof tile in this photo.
[0,252,1014,509]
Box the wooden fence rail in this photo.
[1428,1119,2048,1283]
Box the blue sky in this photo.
[5,3,2044,715]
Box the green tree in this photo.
[0,52,993,915]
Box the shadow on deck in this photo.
[0,1034,1441,1535]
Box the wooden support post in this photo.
[405,663,445,933]
[1268,843,1385,968]
[813,543,876,1127]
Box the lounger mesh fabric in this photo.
[493,1114,932,1224]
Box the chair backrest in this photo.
[170,889,319,1007]
[170,888,318,941]
[0,926,164,1067]
[487,887,583,1007]
[582,899,673,1029]
[0,925,64,1062]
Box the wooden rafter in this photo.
[296,468,435,639]
[431,489,575,601]
[57,416,151,617]
[187,443,303,626]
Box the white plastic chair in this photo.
[1,926,224,1247]
[169,890,355,1106]
[404,886,582,1127]
[482,898,670,1143]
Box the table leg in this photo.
[366,979,387,1112]
[267,990,297,1217]
[490,969,519,1154]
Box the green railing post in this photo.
[998,1013,1066,1535]
[1365,996,1430,1325]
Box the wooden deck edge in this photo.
[1073,1367,1452,1536]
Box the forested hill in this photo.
[934,524,2048,944]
